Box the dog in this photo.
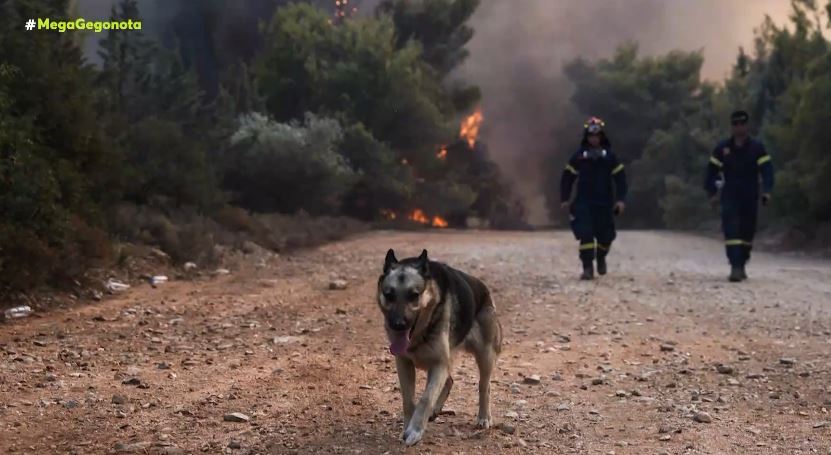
[377,248,503,446]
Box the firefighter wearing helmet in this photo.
[560,117,628,280]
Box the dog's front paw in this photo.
[402,426,424,446]
[475,415,492,429]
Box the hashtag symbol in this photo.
[25,19,35,30]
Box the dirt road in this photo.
[2,230,830,454]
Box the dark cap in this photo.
[730,110,749,123]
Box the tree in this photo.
[254,2,483,221]
[559,44,706,226]
[338,123,415,220]
[741,0,831,225]
[376,0,479,77]
[564,43,705,165]
[95,0,154,144]
[97,0,225,211]
[376,0,482,114]
[763,44,831,224]
[565,0,831,232]
[0,0,114,290]
[629,93,723,229]
[121,117,221,209]
[226,113,357,214]
[255,4,450,157]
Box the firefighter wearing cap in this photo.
[704,110,774,282]
[560,117,628,280]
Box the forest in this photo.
[1,0,830,295]
[550,0,831,236]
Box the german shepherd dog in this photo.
[377,249,503,446]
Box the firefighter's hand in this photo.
[560,201,570,210]
[613,201,625,215]
[761,193,771,206]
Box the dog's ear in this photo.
[417,249,430,276]
[383,249,398,273]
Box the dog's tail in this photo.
[493,317,503,355]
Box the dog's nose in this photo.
[389,318,408,332]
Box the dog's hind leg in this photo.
[395,356,416,428]
[473,345,496,428]
[429,376,453,421]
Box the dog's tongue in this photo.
[389,331,410,356]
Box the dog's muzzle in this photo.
[388,317,408,332]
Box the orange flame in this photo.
[407,209,449,228]
[436,147,448,160]
[460,108,484,149]
[409,208,430,224]
[431,216,448,228]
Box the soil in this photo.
[2,230,830,454]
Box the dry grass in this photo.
[111,203,367,266]
[2,204,366,306]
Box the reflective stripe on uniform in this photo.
[710,156,723,167]
[612,164,624,175]
[580,242,596,251]
[597,244,610,251]
[566,164,579,175]
[725,239,744,246]
[757,155,771,165]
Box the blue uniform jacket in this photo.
[704,137,774,201]
[560,147,628,207]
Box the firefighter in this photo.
[560,117,627,280]
[704,110,774,282]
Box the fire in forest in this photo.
[460,108,484,149]
[437,108,483,161]
[409,208,429,224]
[331,0,357,23]
[431,215,449,228]
[380,208,448,228]
[409,209,448,228]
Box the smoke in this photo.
[454,0,791,225]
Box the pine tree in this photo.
[0,0,115,290]
[96,0,157,128]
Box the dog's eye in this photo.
[383,291,396,301]
[407,291,420,301]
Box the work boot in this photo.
[739,265,748,281]
[596,255,607,276]
[580,265,594,281]
[729,267,743,282]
